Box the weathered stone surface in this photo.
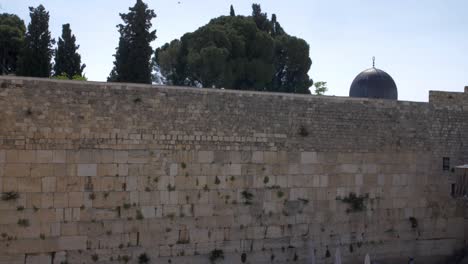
[0,76,467,264]
[77,164,97,177]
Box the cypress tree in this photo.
[108,0,157,84]
[270,14,284,36]
[230,5,235,16]
[53,23,85,79]
[0,14,26,74]
[17,5,54,77]
[251,4,270,32]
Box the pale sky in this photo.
[2,0,467,101]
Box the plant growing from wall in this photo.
[241,252,247,263]
[338,193,369,213]
[17,219,29,227]
[138,253,150,264]
[209,249,224,263]
[25,108,33,116]
[136,210,144,220]
[1,191,19,201]
[409,217,418,228]
[298,125,309,137]
[277,190,284,198]
[241,190,254,205]
[121,255,130,263]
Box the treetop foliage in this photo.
[0,13,26,74]
[108,0,157,84]
[230,5,236,16]
[155,4,312,93]
[54,23,85,79]
[17,5,55,77]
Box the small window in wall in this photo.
[443,157,450,171]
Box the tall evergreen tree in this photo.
[251,4,270,32]
[0,14,26,74]
[108,0,157,84]
[53,24,85,79]
[17,5,54,77]
[230,5,235,16]
[270,14,284,36]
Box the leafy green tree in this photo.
[269,35,312,93]
[53,24,85,79]
[17,5,55,77]
[313,81,327,95]
[230,5,235,16]
[108,0,157,84]
[155,4,313,94]
[156,16,275,90]
[0,13,25,74]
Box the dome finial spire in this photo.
[372,56,375,68]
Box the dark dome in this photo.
[349,67,398,100]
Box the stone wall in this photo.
[0,76,467,264]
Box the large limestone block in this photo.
[227,164,242,175]
[41,177,56,192]
[96,150,114,163]
[141,206,156,218]
[68,192,83,208]
[114,151,128,163]
[170,163,178,176]
[0,254,25,264]
[9,150,36,163]
[18,177,41,192]
[264,151,278,164]
[4,164,30,177]
[25,254,51,264]
[53,193,69,208]
[58,236,87,251]
[252,151,263,163]
[300,152,317,164]
[36,151,53,163]
[31,164,54,178]
[339,164,359,173]
[77,164,97,177]
[52,150,66,164]
[194,204,213,217]
[198,151,214,163]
